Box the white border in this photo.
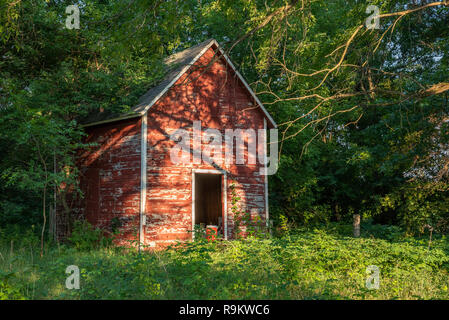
[263,118,269,226]
[139,113,147,251]
[191,168,228,240]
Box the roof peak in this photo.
[82,39,277,128]
[165,39,217,64]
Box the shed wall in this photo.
[69,118,142,245]
[144,46,268,247]
[65,46,269,248]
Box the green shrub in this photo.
[230,183,269,239]
[375,182,449,236]
[0,271,25,300]
[68,220,112,251]
[1,223,449,300]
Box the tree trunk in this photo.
[60,190,72,236]
[353,214,360,238]
[41,184,47,257]
[334,203,341,221]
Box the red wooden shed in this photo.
[60,39,277,249]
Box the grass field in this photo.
[1,223,448,300]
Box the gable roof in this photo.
[82,39,277,128]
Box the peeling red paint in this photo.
[61,46,269,248]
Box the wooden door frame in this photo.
[191,169,228,240]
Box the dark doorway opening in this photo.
[194,173,222,226]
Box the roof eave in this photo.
[81,112,143,128]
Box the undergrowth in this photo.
[1,222,448,300]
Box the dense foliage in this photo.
[0,0,449,300]
[1,1,448,237]
[1,223,448,299]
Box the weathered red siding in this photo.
[144,46,267,247]
[70,118,142,246]
[67,45,269,249]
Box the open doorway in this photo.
[194,172,222,227]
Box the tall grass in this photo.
[1,223,448,300]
